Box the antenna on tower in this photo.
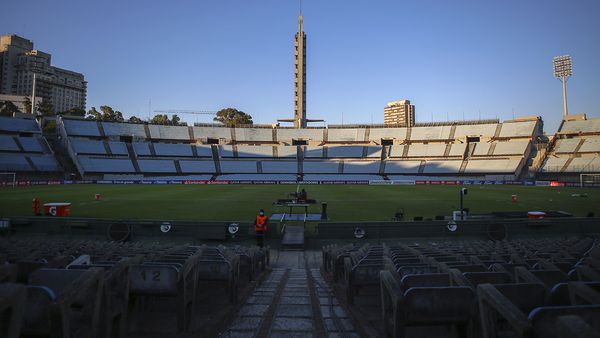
[300,0,302,14]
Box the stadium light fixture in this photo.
[553,54,572,116]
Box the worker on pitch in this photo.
[298,188,307,201]
[254,209,267,247]
[291,188,308,202]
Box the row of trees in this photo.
[1,94,255,127]
[84,107,254,126]
[0,93,85,118]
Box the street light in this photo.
[26,54,47,116]
[553,54,572,116]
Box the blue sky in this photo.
[2,0,599,133]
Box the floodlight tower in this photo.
[553,54,572,116]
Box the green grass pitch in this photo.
[1,184,598,222]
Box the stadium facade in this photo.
[0,35,87,114]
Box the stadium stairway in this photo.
[218,250,361,338]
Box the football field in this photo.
[1,184,598,222]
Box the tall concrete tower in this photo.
[294,14,307,128]
[278,14,322,128]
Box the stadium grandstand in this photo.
[0,116,61,176]
[2,114,600,183]
[19,115,548,181]
[2,114,600,337]
[537,114,600,182]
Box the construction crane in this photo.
[154,109,217,115]
[153,109,218,125]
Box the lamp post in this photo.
[26,54,47,115]
[553,55,572,116]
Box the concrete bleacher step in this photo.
[561,158,574,173]
[220,267,357,337]
[418,160,426,174]
[125,142,142,173]
[281,226,305,251]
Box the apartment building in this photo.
[384,100,415,126]
[0,35,87,114]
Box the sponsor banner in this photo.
[183,180,209,184]
[535,181,550,186]
[278,180,320,185]
[566,182,579,187]
[413,180,462,185]
[582,182,600,188]
[369,180,393,185]
[15,181,30,186]
[346,180,369,185]
[322,180,370,185]
[61,180,92,185]
[207,180,231,184]
[30,180,48,186]
[505,181,523,185]
[138,180,170,184]
[229,180,275,185]
[523,181,536,186]
[95,180,114,184]
[322,181,347,185]
[393,180,416,185]
[47,180,62,185]
[550,181,566,187]
[113,180,138,184]
[168,180,183,184]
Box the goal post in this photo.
[0,172,16,187]
[580,173,600,188]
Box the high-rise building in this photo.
[0,35,87,114]
[278,15,322,128]
[384,100,415,126]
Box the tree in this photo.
[23,93,32,114]
[86,107,102,120]
[213,108,253,126]
[129,116,143,124]
[42,120,57,133]
[86,105,124,122]
[36,101,54,117]
[58,107,86,116]
[0,101,20,117]
[150,114,170,125]
[171,114,180,126]
[150,114,181,125]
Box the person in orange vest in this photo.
[254,209,267,247]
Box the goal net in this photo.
[580,173,600,188]
[0,172,16,187]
